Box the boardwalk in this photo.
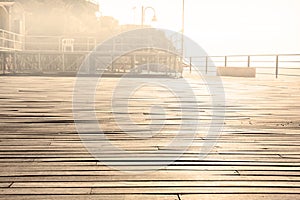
[0,74,299,199]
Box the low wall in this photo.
[217,67,256,77]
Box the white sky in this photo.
[98,0,300,55]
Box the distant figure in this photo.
[4,54,14,73]
[62,38,75,52]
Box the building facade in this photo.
[0,0,182,76]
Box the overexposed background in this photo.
[98,0,300,55]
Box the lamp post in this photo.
[181,0,185,64]
[132,6,136,24]
[141,6,157,27]
[180,0,185,76]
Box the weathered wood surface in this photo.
[0,74,299,199]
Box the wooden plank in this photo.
[180,194,300,200]
[0,188,91,195]
[1,175,300,182]
[0,161,299,167]
[11,181,300,188]
[0,183,12,188]
[0,170,238,177]
[1,187,299,195]
[91,187,300,194]
[2,165,298,171]
[0,195,179,200]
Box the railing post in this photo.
[225,56,227,67]
[131,55,135,72]
[173,55,177,77]
[2,53,4,75]
[189,57,192,73]
[62,53,65,72]
[111,55,114,72]
[22,35,25,51]
[147,56,150,74]
[38,52,41,71]
[247,56,251,67]
[156,54,159,73]
[205,56,208,74]
[86,38,88,51]
[0,31,2,48]
[275,55,279,79]
[13,52,17,73]
[13,34,16,50]
[58,37,61,52]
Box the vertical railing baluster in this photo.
[189,57,192,73]
[205,56,208,74]
[38,52,41,71]
[247,56,251,67]
[275,55,279,79]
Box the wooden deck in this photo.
[0,74,299,199]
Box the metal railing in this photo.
[0,50,181,76]
[0,28,299,78]
[0,29,99,52]
[188,54,300,78]
[24,35,97,52]
[1,51,300,78]
[0,29,24,51]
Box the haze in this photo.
[99,0,300,55]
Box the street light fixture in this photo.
[141,6,157,27]
[181,0,185,54]
[181,0,185,76]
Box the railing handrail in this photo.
[25,35,97,39]
[0,29,24,37]
[188,54,300,59]
[187,54,300,79]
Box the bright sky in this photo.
[98,0,300,55]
